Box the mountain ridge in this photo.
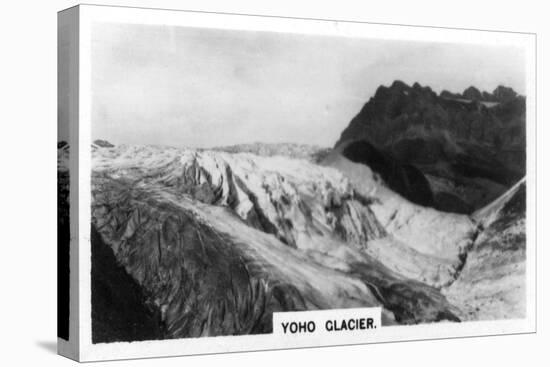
[335,80,525,214]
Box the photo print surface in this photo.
[86,21,527,343]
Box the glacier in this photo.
[79,143,526,341]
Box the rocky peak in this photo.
[335,80,526,214]
[390,80,410,91]
[492,85,518,102]
[440,85,521,103]
[375,80,436,99]
[462,86,483,101]
[440,90,462,99]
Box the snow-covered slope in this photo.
[211,142,330,163]
[322,150,477,286]
[92,144,385,252]
[322,150,527,321]
[90,144,470,340]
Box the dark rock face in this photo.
[91,226,165,343]
[433,192,472,214]
[462,86,483,101]
[342,140,434,207]
[440,90,462,100]
[336,80,525,213]
[491,86,519,103]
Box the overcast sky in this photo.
[91,23,525,148]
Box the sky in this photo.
[91,23,526,148]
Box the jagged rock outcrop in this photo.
[462,86,483,101]
[440,90,462,100]
[335,80,526,214]
[491,86,519,103]
[90,144,469,341]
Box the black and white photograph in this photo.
[53,4,537,362]
[86,16,528,340]
[4,0,550,365]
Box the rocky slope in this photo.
[442,179,526,320]
[336,81,526,214]
[89,143,478,341]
